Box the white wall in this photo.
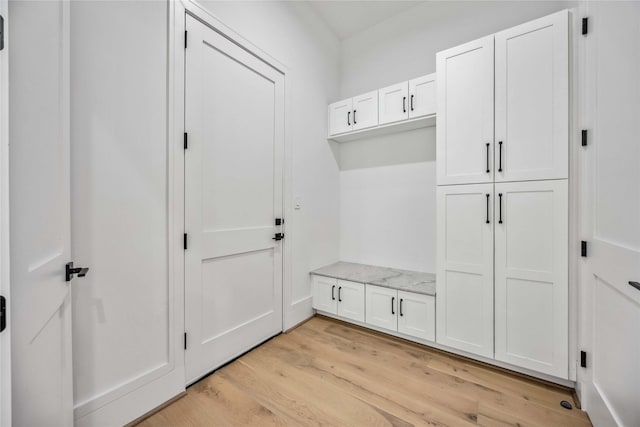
[338,1,574,272]
[192,1,342,326]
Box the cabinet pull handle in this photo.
[486,143,490,173]
[353,110,357,125]
[498,193,503,224]
[486,193,490,224]
[331,285,335,301]
[498,141,503,172]
[410,94,414,111]
[391,296,395,315]
[338,286,342,302]
[347,111,350,126]
[403,96,406,113]
[399,298,404,317]
[629,281,640,291]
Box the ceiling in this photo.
[307,1,423,40]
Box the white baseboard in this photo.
[284,295,313,331]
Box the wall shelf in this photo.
[328,114,436,143]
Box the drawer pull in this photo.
[399,298,404,317]
[331,285,335,301]
[338,286,342,302]
[391,296,395,315]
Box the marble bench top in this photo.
[311,261,436,296]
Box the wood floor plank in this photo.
[138,316,591,427]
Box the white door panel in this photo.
[409,73,436,119]
[436,184,494,358]
[328,98,352,136]
[494,180,568,378]
[312,275,337,314]
[437,36,494,185]
[9,1,73,425]
[579,3,640,426]
[185,15,283,384]
[398,291,435,341]
[365,285,397,331]
[379,81,408,125]
[337,280,365,322]
[352,91,377,131]
[495,10,568,182]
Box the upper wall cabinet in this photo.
[436,36,495,185]
[495,10,568,182]
[409,74,436,119]
[379,81,408,124]
[328,90,378,136]
[328,74,436,142]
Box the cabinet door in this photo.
[312,275,338,314]
[494,180,568,378]
[398,291,435,341]
[328,98,353,136]
[365,285,398,331]
[352,90,378,131]
[337,280,365,322]
[409,73,436,119]
[436,184,494,358]
[495,10,568,182]
[378,82,408,125]
[436,36,494,185]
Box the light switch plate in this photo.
[294,196,302,210]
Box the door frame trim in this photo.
[174,0,294,378]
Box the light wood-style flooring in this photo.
[137,316,591,426]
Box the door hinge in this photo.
[184,233,188,250]
[0,296,6,333]
[580,350,587,368]
[582,17,588,35]
[275,218,284,226]
[0,15,4,51]
[184,132,188,149]
[184,332,188,350]
[581,240,588,257]
[184,30,188,49]
[581,129,588,147]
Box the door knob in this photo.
[66,262,89,282]
[272,232,284,241]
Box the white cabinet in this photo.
[365,285,397,330]
[495,10,568,182]
[336,279,365,322]
[436,35,494,185]
[328,98,353,136]
[365,285,435,342]
[398,291,435,341]
[378,81,409,125]
[328,91,378,136]
[312,275,338,314]
[312,276,364,322]
[436,184,494,358]
[352,91,378,131]
[494,180,568,378]
[409,73,436,119]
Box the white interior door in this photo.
[378,81,408,125]
[351,90,377,131]
[494,180,568,378]
[495,10,568,183]
[9,1,74,425]
[579,3,640,426]
[365,285,397,331]
[185,14,284,384]
[408,73,436,119]
[0,1,9,425]
[436,184,494,358]
[436,36,494,185]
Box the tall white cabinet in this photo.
[436,10,569,379]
